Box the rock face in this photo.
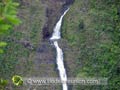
[17,0,75,40]
[7,0,74,90]
[42,0,74,39]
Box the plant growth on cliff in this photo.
[0,0,21,52]
[62,0,120,89]
[0,0,21,89]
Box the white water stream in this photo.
[50,8,69,90]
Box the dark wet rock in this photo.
[61,0,74,14]
[116,66,120,75]
[117,8,120,16]
[32,42,58,77]
[42,0,74,40]
[36,47,44,53]
[42,24,50,39]
[46,8,53,18]
[36,43,48,53]
[78,20,84,30]
[64,0,74,5]
[17,0,30,7]
[21,41,34,50]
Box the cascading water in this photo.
[50,8,69,90]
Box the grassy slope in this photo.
[62,0,120,90]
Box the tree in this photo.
[0,0,21,53]
[0,0,21,89]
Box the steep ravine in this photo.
[11,0,74,90]
[5,0,120,90]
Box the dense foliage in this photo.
[0,0,120,90]
[0,0,21,52]
[0,0,21,87]
[62,0,120,89]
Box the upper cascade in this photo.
[50,8,69,40]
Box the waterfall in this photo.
[50,8,69,90]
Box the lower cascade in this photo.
[50,8,69,90]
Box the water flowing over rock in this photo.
[50,8,69,90]
[42,0,74,39]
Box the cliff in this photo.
[0,0,119,90]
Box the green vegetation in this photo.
[0,0,120,90]
[0,78,8,90]
[62,0,120,89]
[0,0,45,78]
[12,75,23,86]
[0,0,21,89]
[0,42,7,53]
[1,0,60,89]
[0,0,21,53]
